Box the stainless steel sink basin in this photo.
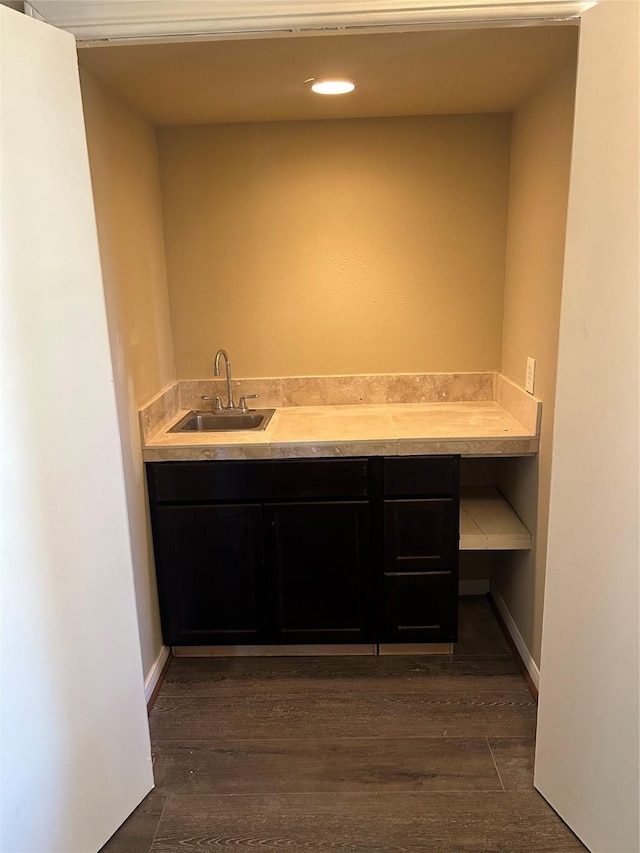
[169,409,275,433]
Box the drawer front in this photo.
[383,456,457,497]
[383,572,457,642]
[148,458,369,503]
[384,499,458,571]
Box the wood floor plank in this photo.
[99,791,166,853]
[149,691,537,742]
[162,655,520,698]
[150,791,586,852]
[105,598,581,853]
[152,736,502,795]
[489,736,537,791]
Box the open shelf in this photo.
[460,486,532,551]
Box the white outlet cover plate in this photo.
[526,356,536,394]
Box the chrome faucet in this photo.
[214,349,235,410]
[201,349,259,412]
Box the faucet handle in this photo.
[202,395,223,412]
[239,394,259,413]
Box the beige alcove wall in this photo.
[78,24,577,682]
[158,111,511,378]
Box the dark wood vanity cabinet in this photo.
[146,455,459,648]
[147,459,372,646]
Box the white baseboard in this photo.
[144,645,170,704]
[490,581,540,690]
[459,578,490,595]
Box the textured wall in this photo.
[81,68,175,678]
[494,59,577,666]
[158,114,511,379]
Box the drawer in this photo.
[384,498,458,571]
[383,456,458,497]
[383,571,457,642]
[147,459,369,503]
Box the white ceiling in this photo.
[77,25,578,126]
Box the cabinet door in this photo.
[153,504,266,645]
[265,501,371,644]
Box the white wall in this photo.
[0,8,153,851]
[534,1,640,850]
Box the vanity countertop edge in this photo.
[140,389,540,462]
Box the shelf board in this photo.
[460,486,532,551]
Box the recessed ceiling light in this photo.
[308,79,356,95]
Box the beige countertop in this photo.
[142,400,539,461]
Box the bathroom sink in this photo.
[169,409,275,433]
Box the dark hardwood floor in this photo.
[101,597,586,852]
